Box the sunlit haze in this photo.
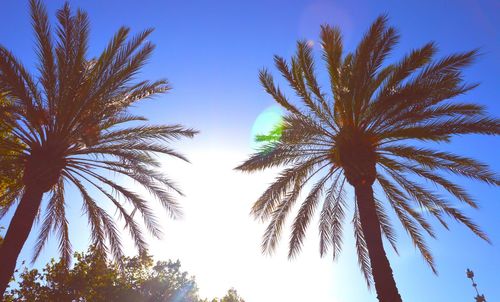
[1,1,499,301]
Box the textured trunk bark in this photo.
[355,183,403,302]
[0,186,44,300]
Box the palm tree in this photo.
[0,0,196,297]
[236,16,499,302]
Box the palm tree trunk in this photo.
[0,186,44,299]
[355,183,402,302]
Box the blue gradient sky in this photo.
[1,1,499,301]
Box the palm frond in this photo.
[261,162,331,254]
[32,180,69,264]
[320,24,343,103]
[353,203,373,287]
[319,175,346,258]
[377,174,437,273]
[30,0,56,107]
[274,54,334,128]
[67,167,163,239]
[380,116,500,142]
[380,145,499,185]
[261,189,300,254]
[374,197,398,254]
[67,174,107,255]
[259,69,302,116]
[296,41,335,127]
[289,169,335,258]
[67,171,148,255]
[249,157,327,220]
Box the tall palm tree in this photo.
[0,0,196,297]
[236,16,499,302]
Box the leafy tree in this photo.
[218,288,245,302]
[0,96,19,209]
[4,248,243,302]
[236,15,499,302]
[0,0,196,296]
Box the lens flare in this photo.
[250,105,283,149]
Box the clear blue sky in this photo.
[1,1,499,301]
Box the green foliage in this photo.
[255,122,283,144]
[0,96,19,209]
[4,248,244,302]
[218,288,246,302]
[255,122,283,154]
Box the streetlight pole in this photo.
[466,269,486,302]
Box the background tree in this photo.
[0,95,20,210]
[0,0,196,297]
[218,288,245,302]
[4,248,244,302]
[236,15,499,302]
[0,226,4,246]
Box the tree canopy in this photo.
[0,96,19,210]
[4,247,244,302]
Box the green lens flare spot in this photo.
[250,105,283,150]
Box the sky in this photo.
[1,0,499,301]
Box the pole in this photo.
[466,269,486,302]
